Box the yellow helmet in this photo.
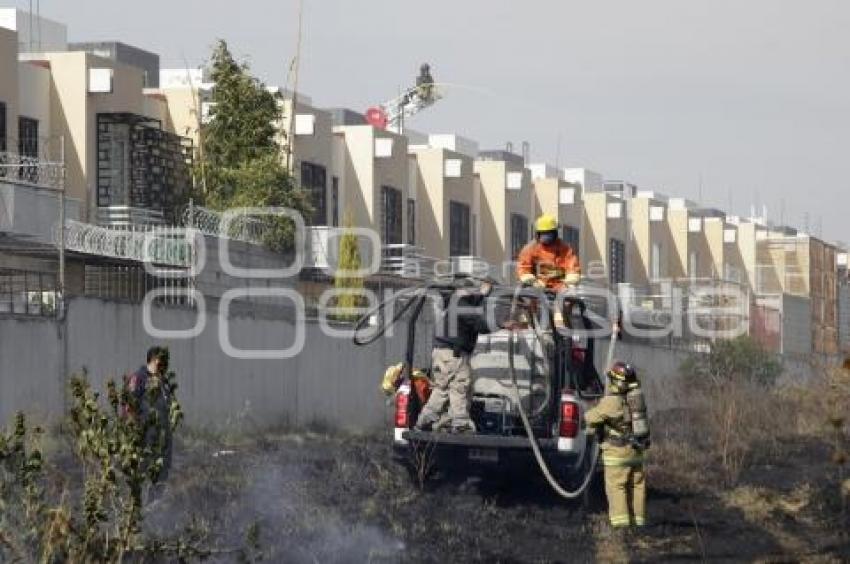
[535,214,558,232]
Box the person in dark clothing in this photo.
[415,281,498,433]
[126,346,174,482]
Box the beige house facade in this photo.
[409,144,477,261]
[529,163,584,261]
[627,192,676,287]
[474,151,534,278]
[332,124,410,244]
[582,191,628,286]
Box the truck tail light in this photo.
[559,399,579,438]
[395,390,410,428]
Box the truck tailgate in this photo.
[403,430,558,450]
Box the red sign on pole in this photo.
[365,106,389,130]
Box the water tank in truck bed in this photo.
[471,330,549,415]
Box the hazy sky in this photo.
[21,0,850,242]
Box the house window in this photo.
[609,238,626,285]
[449,201,471,256]
[0,102,6,180]
[96,113,192,220]
[472,213,478,256]
[562,225,580,258]
[559,187,575,205]
[650,206,665,222]
[444,158,462,178]
[18,117,39,183]
[295,114,316,136]
[18,117,39,158]
[301,161,327,226]
[0,102,6,152]
[606,202,623,219]
[510,213,529,259]
[506,171,523,190]
[331,176,339,227]
[380,185,403,244]
[407,198,416,245]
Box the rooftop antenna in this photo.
[521,141,530,164]
[803,211,810,233]
[554,133,562,171]
[727,187,733,216]
[506,141,514,154]
[698,173,703,204]
[28,0,32,52]
[36,0,41,51]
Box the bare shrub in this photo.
[659,337,790,486]
[823,362,849,534]
[0,365,199,562]
[692,381,791,485]
[408,438,438,490]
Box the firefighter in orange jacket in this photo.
[517,215,581,290]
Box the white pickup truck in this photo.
[391,327,604,486]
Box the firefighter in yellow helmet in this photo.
[516,215,581,290]
[584,361,650,528]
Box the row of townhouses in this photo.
[1,9,848,358]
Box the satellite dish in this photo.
[365,106,389,130]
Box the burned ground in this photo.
[135,423,848,563]
[9,366,849,562]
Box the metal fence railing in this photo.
[381,244,439,278]
[82,264,196,307]
[0,147,64,190]
[617,277,752,351]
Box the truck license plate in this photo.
[468,448,499,463]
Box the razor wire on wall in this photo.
[181,205,269,245]
[62,221,195,268]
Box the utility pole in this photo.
[286,0,304,174]
[58,135,66,317]
[57,135,69,414]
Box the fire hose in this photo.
[507,284,606,500]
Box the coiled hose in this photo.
[507,285,601,500]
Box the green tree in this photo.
[333,216,365,321]
[196,40,311,251]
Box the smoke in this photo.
[145,439,405,562]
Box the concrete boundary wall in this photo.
[0,297,820,432]
[0,297,432,431]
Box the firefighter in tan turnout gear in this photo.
[585,361,650,528]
